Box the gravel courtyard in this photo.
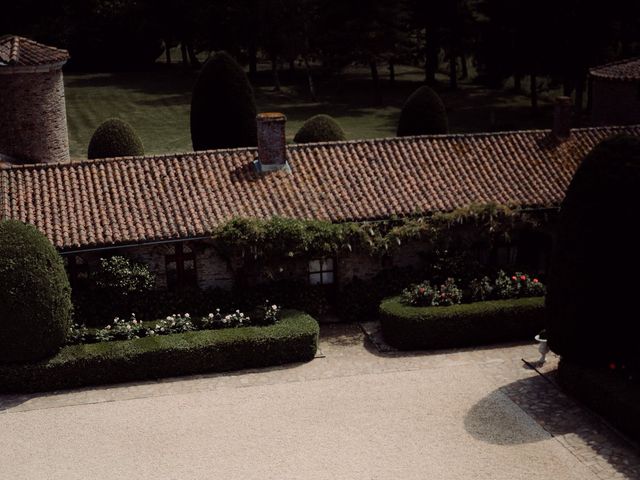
[1,324,639,480]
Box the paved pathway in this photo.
[1,324,639,479]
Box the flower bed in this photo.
[401,271,545,307]
[558,359,640,441]
[68,302,280,344]
[0,310,318,394]
[379,296,545,350]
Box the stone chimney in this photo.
[255,112,289,172]
[552,96,573,140]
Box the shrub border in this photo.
[0,310,318,394]
[380,296,544,350]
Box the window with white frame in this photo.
[308,258,335,285]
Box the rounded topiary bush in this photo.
[397,86,449,137]
[87,118,144,159]
[294,114,347,144]
[0,220,72,364]
[190,51,257,150]
[546,135,640,365]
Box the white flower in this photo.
[149,330,155,335]
[185,313,190,318]
[132,320,137,325]
[272,305,278,310]
[208,313,214,318]
[106,325,111,330]
[160,327,165,332]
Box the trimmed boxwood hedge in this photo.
[0,220,72,364]
[87,118,144,159]
[0,310,318,393]
[558,360,640,441]
[380,296,544,350]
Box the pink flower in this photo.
[533,278,539,283]
[520,275,526,280]
[418,287,426,294]
[511,276,517,281]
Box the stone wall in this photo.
[0,67,70,164]
[591,77,640,126]
[64,233,546,293]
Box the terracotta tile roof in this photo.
[0,35,69,68]
[590,57,640,81]
[1,126,639,251]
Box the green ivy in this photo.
[211,203,544,262]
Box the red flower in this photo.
[609,362,617,370]
[533,278,539,283]
[520,275,526,280]
[418,287,425,294]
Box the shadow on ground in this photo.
[464,376,568,445]
[464,372,640,478]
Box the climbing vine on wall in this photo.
[211,203,551,262]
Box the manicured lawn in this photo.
[64,63,562,160]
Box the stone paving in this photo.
[360,321,640,480]
[1,323,639,479]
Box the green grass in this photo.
[64,63,564,160]
[0,310,319,393]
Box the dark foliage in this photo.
[0,310,318,393]
[72,279,331,327]
[0,221,72,364]
[294,114,347,143]
[190,51,257,150]
[337,267,424,322]
[380,296,544,350]
[397,86,449,137]
[558,359,640,441]
[546,135,640,365]
[72,256,154,327]
[87,119,144,159]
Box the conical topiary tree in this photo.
[0,220,72,364]
[546,135,640,366]
[87,118,144,159]
[190,51,257,150]
[294,114,347,144]
[397,86,449,137]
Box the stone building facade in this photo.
[0,35,70,164]
[1,37,639,313]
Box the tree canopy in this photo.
[546,135,640,366]
[190,51,257,150]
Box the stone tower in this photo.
[0,35,70,164]
[590,57,640,127]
